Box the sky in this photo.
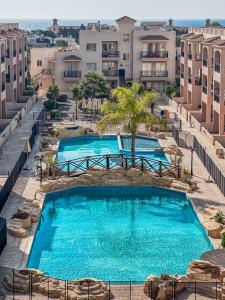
[0,0,225,19]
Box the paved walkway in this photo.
[0,100,43,190]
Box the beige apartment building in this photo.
[0,23,28,119]
[179,25,225,141]
[31,16,176,94]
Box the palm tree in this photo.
[97,82,164,165]
[70,84,81,121]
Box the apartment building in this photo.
[80,16,176,92]
[0,23,27,119]
[179,25,225,138]
[31,16,176,94]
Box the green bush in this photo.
[222,232,225,248]
[166,85,177,99]
[214,211,225,225]
[44,99,58,111]
[57,94,68,102]
[50,109,60,119]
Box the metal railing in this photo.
[202,86,207,94]
[64,70,81,78]
[215,63,221,73]
[214,91,220,102]
[52,154,181,179]
[188,77,192,84]
[0,218,6,255]
[0,266,223,300]
[102,69,119,76]
[140,51,168,58]
[195,76,202,86]
[141,70,168,77]
[203,59,208,67]
[102,50,119,57]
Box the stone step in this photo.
[186,283,222,299]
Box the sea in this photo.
[1,18,225,31]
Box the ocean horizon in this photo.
[1,18,225,31]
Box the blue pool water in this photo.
[27,186,213,281]
[57,135,168,162]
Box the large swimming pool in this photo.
[27,186,213,281]
[57,135,168,163]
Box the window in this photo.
[86,43,96,51]
[123,53,129,61]
[87,63,97,71]
[37,60,42,67]
[123,34,129,42]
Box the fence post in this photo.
[194,281,196,300]
[48,277,49,300]
[173,281,176,300]
[86,157,89,170]
[12,268,15,300]
[125,157,128,170]
[130,280,131,300]
[108,280,111,300]
[177,161,181,179]
[141,158,144,172]
[67,161,70,176]
[106,155,110,170]
[88,281,90,300]
[159,161,162,177]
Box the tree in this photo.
[70,84,81,121]
[48,84,59,109]
[80,71,111,99]
[97,82,165,165]
[166,85,177,99]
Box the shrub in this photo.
[44,99,57,111]
[57,94,68,102]
[222,232,225,248]
[50,109,60,119]
[46,91,54,99]
[166,85,177,99]
[214,211,225,225]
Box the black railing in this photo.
[6,73,10,82]
[214,92,220,102]
[181,72,184,78]
[103,69,119,76]
[1,83,5,92]
[0,219,6,255]
[188,53,192,60]
[195,76,202,86]
[141,70,168,77]
[13,49,16,57]
[0,266,223,300]
[19,69,22,76]
[102,50,119,57]
[202,86,207,94]
[64,71,81,78]
[19,48,22,54]
[140,51,168,58]
[181,51,184,57]
[53,154,180,179]
[13,74,16,81]
[203,59,208,67]
[1,56,5,63]
[5,49,10,58]
[188,77,192,84]
[215,63,221,73]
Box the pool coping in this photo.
[22,185,216,273]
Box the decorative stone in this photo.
[187,260,221,281]
[171,180,192,193]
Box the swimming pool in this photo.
[27,186,213,281]
[57,135,168,163]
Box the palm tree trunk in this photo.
[131,134,135,167]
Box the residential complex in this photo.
[31,16,176,94]
[0,23,28,119]
[178,25,225,143]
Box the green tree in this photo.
[48,84,59,109]
[166,85,177,99]
[97,82,164,165]
[80,71,111,99]
[70,84,81,121]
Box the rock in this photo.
[7,220,28,238]
[202,217,224,239]
[171,180,191,192]
[187,260,221,281]
[154,133,166,139]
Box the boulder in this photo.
[202,217,224,239]
[154,133,166,139]
[171,180,191,193]
[187,260,221,281]
[7,220,28,238]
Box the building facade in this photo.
[0,23,27,119]
[180,25,225,137]
[32,16,176,94]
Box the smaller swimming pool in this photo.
[57,135,168,163]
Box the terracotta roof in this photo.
[140,35,169,41]
[63,55,81,61]
[115,16,136,23]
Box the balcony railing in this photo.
[195,53,202,61]
[25,66,27,72]
[181,51,184,57]
[203,59,208,67]
[64,71,81,78]
[188,53,192,60]
[140,51,168,58]
[5,49,10,58]
[19,70,22,76]
[181,72,184,78]
[13,49,16,57]
[195,76,202,86]
[19,48,22,54]
[6,73,10,82]
[141,70,168,77]
[188,77,192,84]
[202,86,207,94]
[215,64,221,73]
[214,91,220,102]
[1,83,5,92]
[1,56,5,64]
[102,50,119,58]
[103,69,119,76]
[13,74,16,81]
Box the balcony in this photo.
[19,70,22,76]
[140,51,168,58]
[214,90,220,102]
[13,50,16,57]
[188,53,192,60]
[195,53,202,61]
[195,76,202,86]
[141,70,168,77]
[215,64,221,73]
[202,86,207,94]
[1,83,5,92]
[103,69,119,76]
[181,51,184,57]
[203,59,208,67]
[6,73,10,82]
[64,71,81,78]
[181,72,184,78]
[188,77,192,84]
[1,56,5,64]
[5,49,10,58]
[19,48,22,54]
[102,50,119,58]
[13,74,16,81]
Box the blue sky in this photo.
[0,0,224,19]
